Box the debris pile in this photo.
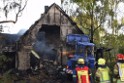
[0,60,71,83]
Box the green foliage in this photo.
[118,47,124,54]
[121,17,124,25]
[63,0,124,42]
[0,54,12,71]
[117,34,124,54]
[101,33,124,56]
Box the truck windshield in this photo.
[76,45,94,57]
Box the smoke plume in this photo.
[33,31,57,61]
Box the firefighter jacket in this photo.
[114,62,124,83]
[73,65,92,83]
[95,65,110,83]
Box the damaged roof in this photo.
[26,3,83,34]
[19,3,83,41]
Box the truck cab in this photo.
[66,34,95,73]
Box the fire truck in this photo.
[65,34,95,75]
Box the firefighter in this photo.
[73,58,93,83]
[113,54,124,83]
[95,58,111,83]
[66,52,74,73]
[65,53,74,81]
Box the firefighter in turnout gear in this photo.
[73,58,93,83]
[113,54,124,83]
[95,58,111,83]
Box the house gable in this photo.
[16,3,83,70]
[19,3,83,45]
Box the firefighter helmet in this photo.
[98,58,106,65]
[77,58,85,64]
[116,54,123,60]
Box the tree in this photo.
[0,0,28,24]
[62,0,124,43]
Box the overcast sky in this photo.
[3,0,61,34]
[2,1,124,34]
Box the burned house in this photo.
[16,3,83,70]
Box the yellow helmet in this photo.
[77,58,85,64]
[98,58,106,65]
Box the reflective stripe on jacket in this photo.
[117,62,124,81]
[96,66,110,83]
[75,66,90,83]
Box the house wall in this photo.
[17,4,82,70]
